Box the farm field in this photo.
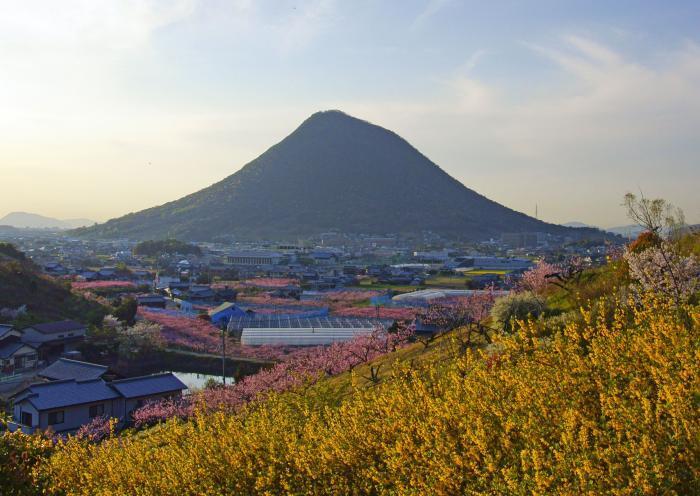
[424,270,512,288]
[464,269,512,275]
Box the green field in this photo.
[464,269,511,275]
[353,270,512,291]
[424,270,511,288]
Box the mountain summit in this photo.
[75,110,602,241]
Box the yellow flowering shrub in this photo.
[0,424,54,496]
[40,293,699,495]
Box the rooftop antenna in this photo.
[535,204,538,220]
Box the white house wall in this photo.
[38,398,121,433]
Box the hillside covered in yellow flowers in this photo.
[40,282,700,492]
[2,231,699,495]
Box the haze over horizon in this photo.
[2,1,699,228]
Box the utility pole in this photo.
[221,320,228,386]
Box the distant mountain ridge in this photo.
[0,212,95,229]
[565,222,650,238]
[563,221,595,229]
[606,224,645,237]
[75,110,608,242]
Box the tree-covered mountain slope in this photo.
[74,110,606,241]
[0,244,107,326]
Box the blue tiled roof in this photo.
[40,358,108,381]
[0,341,28,359]
[0,324,16,339]
[109,373,187,398]
[18,379,121,411]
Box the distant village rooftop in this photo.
[39,358,109,382]
[27,320,86,335]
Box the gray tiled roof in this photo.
[39,358,108,381]
[17,379,121,411]
[109,373,187,398]
[28,320,86,335]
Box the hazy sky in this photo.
[1,0,699,228]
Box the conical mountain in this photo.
[76,110,602,241]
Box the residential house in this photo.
[109,374,187,419]
[187,285,216,302]
[12,372,187,434]
[0,325,39,376]
[165,281,190,299]
[13,378,122,433]
[136,294,168,309]
[97,267,117,279]
[21,320,87,360]
[155,275,180,291]
[310,250,338,265]
[78,270,98,281]
[43,261,67,275]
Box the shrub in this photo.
[113,296,138,325]
[0,242,26,261]
[628,230,662,253]
[490,291,545,333]
[0,418,54,496]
